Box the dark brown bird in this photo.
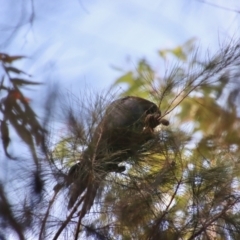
[67,96,169,216]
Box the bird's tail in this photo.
[67,160,90,209]
[67,160,106,213]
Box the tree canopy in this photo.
[1,38,240,239]
[1,1,240,239]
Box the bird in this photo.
[66,96,169,216]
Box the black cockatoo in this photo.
[67,96,169,216]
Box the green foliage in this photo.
[113,60,155,99]
[40,40,240,239]
[158,38,197,61]
[45,40,240,239]
[51,137,83,167]
[113,38,197,102]
[96,40,240,239]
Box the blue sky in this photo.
[1,0,240,97]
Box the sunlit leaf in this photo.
[172,46,186,60]
[113,72,134,85]
[158,49,168,60]
[158,38,197,62]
